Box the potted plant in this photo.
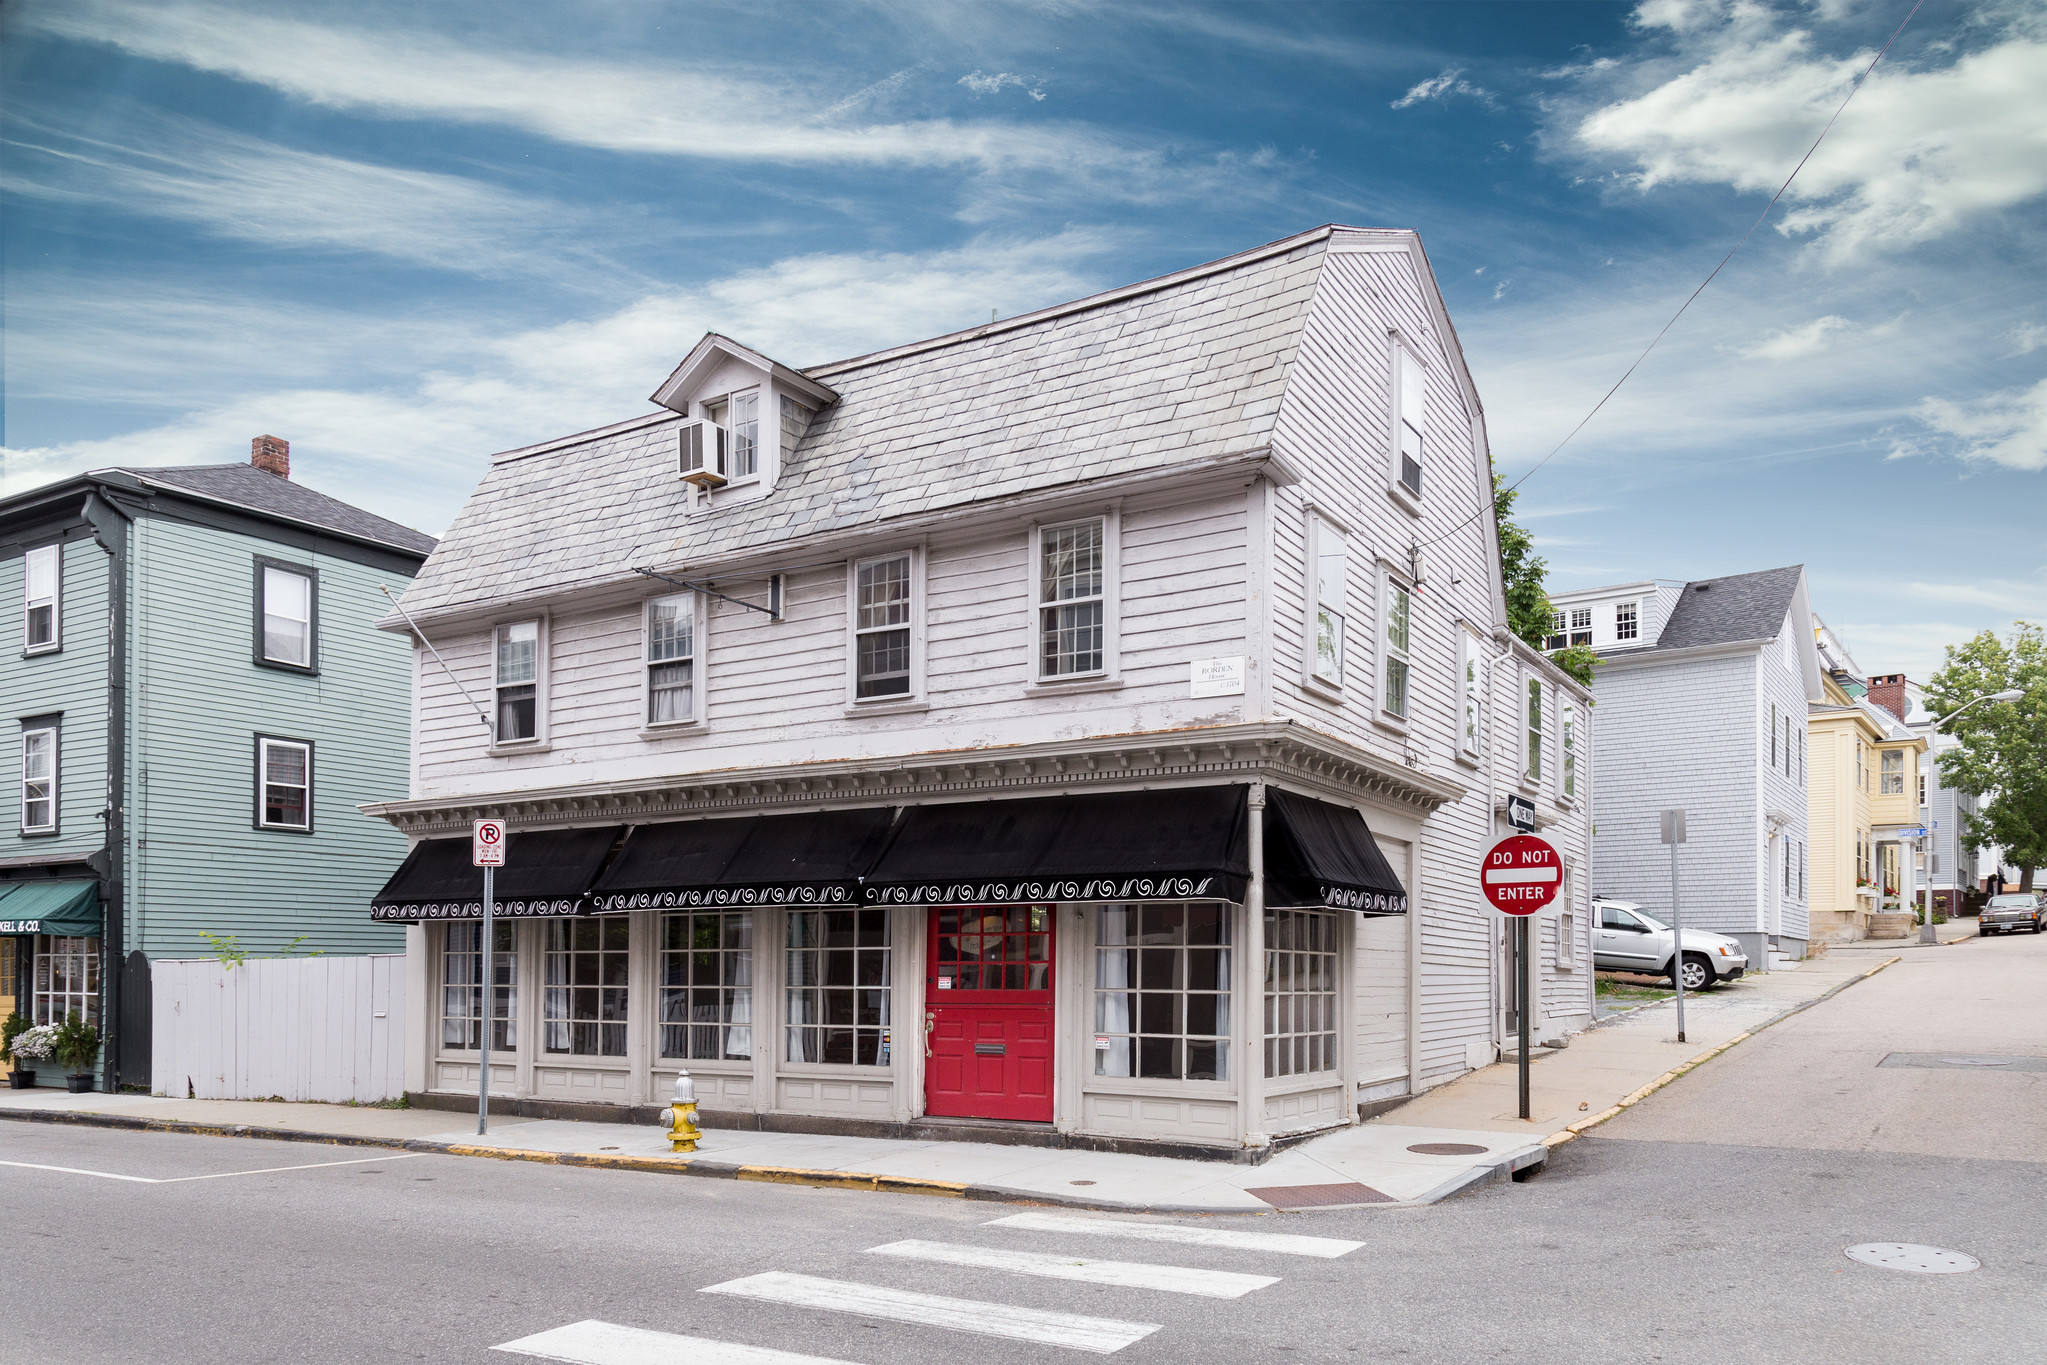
[2,1012,33,1089]
[52,1012,99,1093]
[8,1021,56,1087]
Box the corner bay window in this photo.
[20,725,56,834]
[1382,581,1412,718]
[442,921,515,1051]
[1039,519,1105,678]
[1265,909,1337,1079]
[256,736,311,829]
[786,908,890,1066]
[1094,903,1230,1082]
[543,918,629,1057]
[854,553,913,698]
[34,934,97,1026]
[662,910,752,1061]
[259,562,314,667]
[23,544,58,652]
[646,596,695,724]
[494,621,539,743]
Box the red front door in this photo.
[924,905,1055,1121]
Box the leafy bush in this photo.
[52,1011,100,1073]
[9,1023,58,1063]
[1,1011,27,1065]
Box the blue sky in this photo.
[3,0,2042,683]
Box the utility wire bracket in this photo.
[633,566,781,621]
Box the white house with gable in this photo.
[363,225,1594,1161]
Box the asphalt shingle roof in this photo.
[119,463,438,556]
[1647,565,1804,652]
[396,231,1337,620]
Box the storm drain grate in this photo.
[1878,1052,2047,1072]
[1406,1143,1490,1156]
[1845,1243,1980,1274]
[1245,1182,1393,1209]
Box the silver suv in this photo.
[1979,892,2044,937]
[1594,897,1750,990]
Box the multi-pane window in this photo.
[1309,517,1346,687]
[660,911,753,1062]
[1771,703,1779,769]
[779,395,812,464]
[1094,903,1230,1082]
[442,921,516,1052]
[1568,609,1592,647]
[23,545,58,652]
[785,908,890,1066]
[256,736,311,830]
[711,391,760,480]
[645,596,694,725]
[1382,582,1412,718]
[1785,714,1794,776]
[542,918,629,1056]
[935,905,1052,993]
[1856,741,1865,790]
[1881,749,1904,795]
[34,935,97,1026]
[854,553,913,699]
[1543,611,1567,652]
[1917,773,1926,806]
[1039,520,1105,678]
[1264,909,1337,1079]
[1614,601,1638,641]
[259,563,314,667]
[20,725,56,834]
[1525,678,1544,782]
[1561,701,1577,800]
[1460,631,1484,758]
[1396,347,1425,496]
[494,621,539,742]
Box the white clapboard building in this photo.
[364,226,1594,1159]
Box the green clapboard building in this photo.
[0,436,434,1090]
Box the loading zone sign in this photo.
[1481,834,1562,916]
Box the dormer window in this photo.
[705,392,760,481]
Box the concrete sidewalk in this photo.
[1380,952,1899,1148]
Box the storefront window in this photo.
[543,918,629,1056]
[34,935,98,1026]
[786,908,890,1066]
[661,911,753,1061]
[442,921,516,1052]
[1094,903,1231,1082]
[1264,910,1338,1078]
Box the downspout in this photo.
[83,490,132,1092]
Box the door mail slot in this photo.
[974,1043,1007,1056]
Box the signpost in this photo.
[1660,810,1688,1044]
[472,819,506,1136]
[1482,833,1563,1121]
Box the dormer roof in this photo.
[648,333,839,414]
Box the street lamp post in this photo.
[1918,688,2024,944]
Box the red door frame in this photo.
[923,905,1055,1122]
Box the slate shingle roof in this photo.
[1644,565,1804,652]
[117,463,438,556]
[396,229,1341,620]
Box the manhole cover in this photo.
[1844,1243,1980,1274]
[1407,1142,1489,1156]
[1246,1181,1393,1209]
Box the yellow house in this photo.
[1809,627,1926,941]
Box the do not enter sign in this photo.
[1482,834,1561,916]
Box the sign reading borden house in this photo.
[1481,834,1561,916]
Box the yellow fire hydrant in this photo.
[659,1070,701,1153]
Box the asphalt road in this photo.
[3,940,2040,1365]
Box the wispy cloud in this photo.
[959,70,1046,101]
[1391,68,1496,110]
[1897,579,2047,614]
[1915,377,2047,472]
[1737,314,1851,361]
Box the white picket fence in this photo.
[151,954,407,1103]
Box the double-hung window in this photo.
[645,595,695,725]
[708,391,761,481]
[1038,518,1107,679]
[22,545,59,654]
[1524,677,1544,784]
[1307,517,1346,689]
[1543,612,1567,652]
[20,722,57,835]
[1568,609,1592,647]
[853,552,914,699]
[1393,342,1426,498]
[1561,700,1578,800]
[1881,749,1904,795]
[1381,579,1412,719]
[494,621,540,743]
[256,560,316,670]
[1459,630,1484,760]
[1615,601,1638,642]
[255,735,312,830]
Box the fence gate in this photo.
[150,955,405,1103]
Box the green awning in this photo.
[0,881,102,937]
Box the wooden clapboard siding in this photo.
[126,514,414,958]
[150,954,406,1102]
[0,536,110,855]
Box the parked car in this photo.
[1978,892,2045,936]
[1593,897,1750,990]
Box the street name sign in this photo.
[1482,834,1562,916]
[473,819,506,867]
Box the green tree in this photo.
[1924,623,2047,891]
[1493,474,1594,687]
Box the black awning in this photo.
[368,826,624,921]
[1265,788,1408,914]
[589,808,898,911]
[862,786,1249,906]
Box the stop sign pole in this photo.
[472,819,507,1135]
[1483,833,1563,1122]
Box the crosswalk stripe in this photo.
[866,1238,1279,1297]
[493,1319,856,1365]
[985,1212,1364,1259]
[700,1271,1161,1354]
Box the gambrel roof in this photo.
[394,225,1487,624]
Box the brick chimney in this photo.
[251,435,290,479]
[1868,673,1908,721]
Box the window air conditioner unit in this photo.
[677,419,729,488]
